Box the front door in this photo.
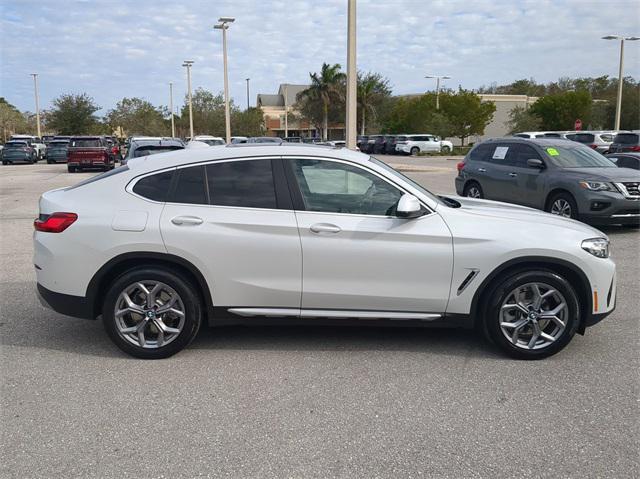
[160,158,302,309]
[286,158,453,314]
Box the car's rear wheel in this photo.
[441,145,451,153]
[102,268,202,359]
[483,270,580,359]
[67,166,76,173]
[410,146,420,156]
[463,181,483,199]
[547,193,578,219]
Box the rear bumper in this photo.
[37,283,94,320]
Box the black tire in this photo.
[47,159,54,164]
[463,181,484,199]
[2,161,8,165]
[482,270,580,360]
[441,145,451,153]
[546,192,578,220]
[410,146,420,156]
[102,267,202,359]
[67,166,76,173]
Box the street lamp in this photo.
[182,61,194,139]
[169,82,175,138]
[30,73,41,138]
[245,78,250,110]
[345,0,357,149]
[425,75,451,110]
[214,17,235,144]
[602,35,640,130]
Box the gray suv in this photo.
[455,138,640,225]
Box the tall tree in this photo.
[439,89,496,145]
[0,98,28,141]
[529,91,592,130]
[178,88,227,137]
[231,107,264,137]
[47,93,100,135]
[297,63,345,140]
[357,72,391,135]
[106,97,168,137]
[505,106,542,134]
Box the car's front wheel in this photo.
[441,145,451,153]
[547,192,578,220]
[483,270,580,359]
[102,267,202,359]
[410,146,420,156]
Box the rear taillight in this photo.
[589,144,598,149]
[111,146,118,154]
[631,146,640,152]
[457,161,465,173]
[34,213,78,233]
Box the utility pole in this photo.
[345,0,357,149]
[284,84,289,138]
[215,17,235,144]
[31,73,41,138]
[602,35,640,130]
[246,78,250,110]
[169,81,175,138]
[182,61,194,139]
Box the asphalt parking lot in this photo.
[1,156,638,478]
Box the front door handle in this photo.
[310,223,341,234]
[509,172,518,177]
[171,216,203,226]
[478,168,487,172]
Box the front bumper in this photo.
[37,283,94,320]
[577,191,640,225]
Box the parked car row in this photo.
[514,130,640,155]
[357,134,453,155]
[455,137,640,226]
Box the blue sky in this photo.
[2,0,639,114]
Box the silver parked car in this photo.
[566,131,615,153]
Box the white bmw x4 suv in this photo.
[34,144,616,359]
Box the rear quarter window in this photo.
[132,170,175,202]
[467,144,493,162]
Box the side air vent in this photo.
[457,269,479,295]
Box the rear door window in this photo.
[206,160,277,209]
[468,144,493,162]
[172,165,208,205]
[573,133,595,144]
[488,144,512,164]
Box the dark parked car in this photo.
[606,152,640,170]
[384,135,399,154]
[1,140,38,164]
[455,138,640,225]
[67,136,116,172]
[608,131,640,153]
[122,138,185,165]
[45,139,70,164]
[372,135,387,154]
[247,137,283,144]
[356,135,368,151]
[284,136,302,143]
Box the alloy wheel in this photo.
[114,281,186,349]
[499,282,568,350]
[466,186,481,198]
[551,199,572,218]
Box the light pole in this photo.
[284,84,289,138]
[345,0,357,149]
[30,73,41,138]
[214,17,235,144]
[245,78,250,110]
[602,35,639,130]
[425,75,451,110]
[182,61,194,139]
[169,81,175,138]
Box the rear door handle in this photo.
[509,172,518,177]
[310,223,341,234]
[171,216,203,226]
[478,168,487,172]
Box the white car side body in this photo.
[396,134,453,154]
[34,145,616,326]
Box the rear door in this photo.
[160,158,302,310]
[504,143,547,208]
[285,157,453,314]
[481,143,514,201]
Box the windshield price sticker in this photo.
[547,148,559,156]
[492,146,509,159]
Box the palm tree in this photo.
[299,63,345,140]
[357,72,391,135]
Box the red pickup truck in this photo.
[67,136,116,173]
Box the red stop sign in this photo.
[574,119,582,131]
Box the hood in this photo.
[565,167,640,182]
[448,196,606,237]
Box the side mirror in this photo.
[527,158,545,169]
[396,193,423,219]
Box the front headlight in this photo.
[579,181,615,192]
[581,238,610,258]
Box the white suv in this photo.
[34,145,616,359]
[396,134,454,155]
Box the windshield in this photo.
[572,133,595,143]
[546,144,616,168]
[49,141,69,147]
[369,157,443,206]
[70,139,102,148]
